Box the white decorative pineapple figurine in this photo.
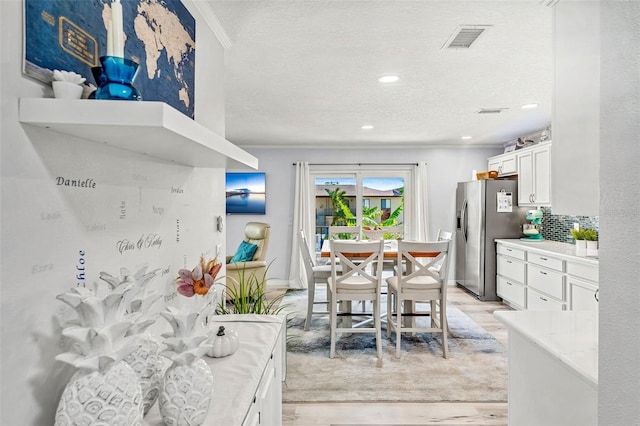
[54,283,143,425]
[100,266,166,414]
[158,306,213,426]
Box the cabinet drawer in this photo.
[528,252,564,272]
[497,255,526,283]
[527,264,565,300]
[497,244,526,260]
[497,275,526,309]
[527,288,565,311]
[567,262,598,283]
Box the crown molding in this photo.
[185,0,232,49]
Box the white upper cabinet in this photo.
[518,143,552,206]
[488,152,518,176]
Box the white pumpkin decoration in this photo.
[207,326,239,358]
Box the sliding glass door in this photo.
[310,166,413,253]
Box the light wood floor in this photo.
[281,285,511,426]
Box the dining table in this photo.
[320,238,440,260]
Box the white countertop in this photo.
[494,310,598,388]
[495,239,598,266]
[144,314,285,425]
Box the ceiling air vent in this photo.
[476,108,509,114]
[442,25,492,49]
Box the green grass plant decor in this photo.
[216,262,288,315]
[571,228,598,241]
[570,229,586,240]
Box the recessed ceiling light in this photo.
[361,125,374,130]
[378,75,399,83]
[521,103,539,109]
[461,136,473,140]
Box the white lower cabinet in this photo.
[145,316,285,426]
[497,275,527,309]
[570,278,599,311]
[244,354,275,426]
[496,240,598,312]
[527,264,565,301]
[496,244,527,309]
[244,324,284,426]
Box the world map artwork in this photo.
[24,0,196,119]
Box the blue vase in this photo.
[95,56,142,101]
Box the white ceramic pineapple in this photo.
[158,307,213,426]
[100,266,166,414]
[54,284,143,425]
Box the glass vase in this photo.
[95,56,142,101]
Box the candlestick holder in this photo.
[95,56,142,101]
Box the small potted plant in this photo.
[583,229,599,257]
[570,228,588,256]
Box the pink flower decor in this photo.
[176,255,222,297]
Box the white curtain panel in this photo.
[288,161,312,289]
[412,161,430,241]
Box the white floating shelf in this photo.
[19,98,258,169]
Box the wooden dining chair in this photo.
[386,240,451,358]
[327,239,384,359]
[298,229,339,330]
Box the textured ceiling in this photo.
[207,1,553,149]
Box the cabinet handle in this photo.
[253,396,257,403]
[270,353,274,359]
[506,260,513,264]
[539,271,547,275]
[540,296,548,302]
[539,257,548,261]
[506,248,513,252]
[595,289,599,302]
[506,281,513,286]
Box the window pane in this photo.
[315,177,356,243]
[362,177,404,236]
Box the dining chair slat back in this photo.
[327,239,385,359]
[386,239,451,358]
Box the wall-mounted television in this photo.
[225,172,266,214]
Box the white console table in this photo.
[494,310,598,425]
[144,314,286,426]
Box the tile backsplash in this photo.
[540,207,599,243]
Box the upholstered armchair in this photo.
[225,222,271,300]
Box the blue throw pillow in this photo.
[229,241,258,263]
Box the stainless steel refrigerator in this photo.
[455,179,526,300]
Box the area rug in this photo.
[280,289,507,403]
